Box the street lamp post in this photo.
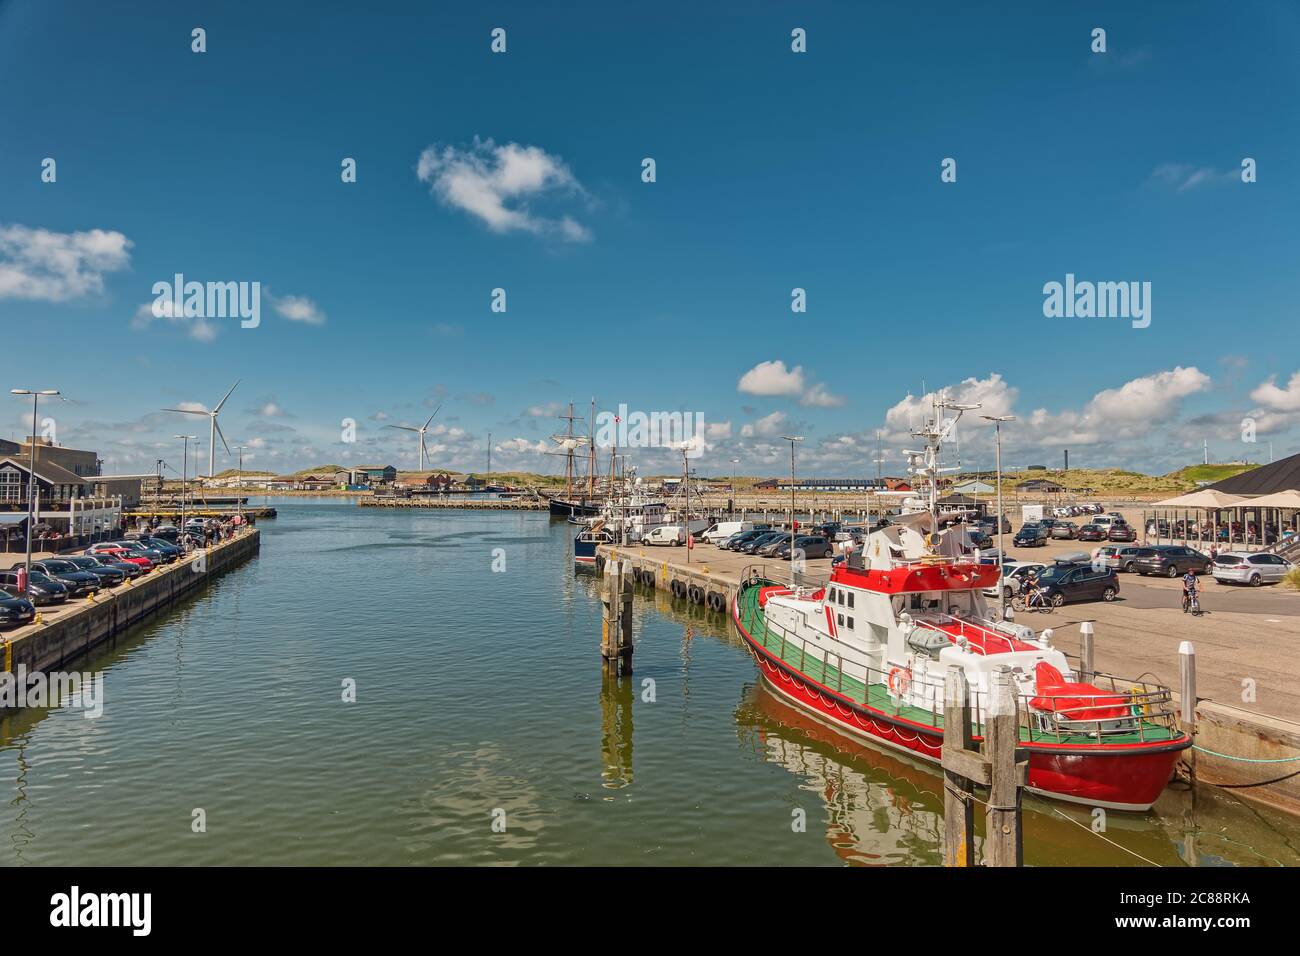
[780,436,803,587]
[982,414,1015,620]
[730,458,740,516]
[175,435,196,547]
[10,388,60,596]
[234,445,246,526]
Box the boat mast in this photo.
[587,397,596,499]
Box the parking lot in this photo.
[688,507,1300,723]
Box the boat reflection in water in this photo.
[735,678,1300,867]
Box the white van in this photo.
[1091,515,1126,531]
[701,520,753,545]
[644,525,686,546]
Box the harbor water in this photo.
[1,499,1297,866]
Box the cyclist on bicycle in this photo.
[1182,570,1199,613]
[1020,569,1045,609]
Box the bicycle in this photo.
[1011,587,1052,613]
[1182,590,1203,616]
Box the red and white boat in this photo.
[731,400,1190,811]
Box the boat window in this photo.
[847,592,854,608]
[836,591,844,606]
[846,617,854,630]
[837,613,844,627]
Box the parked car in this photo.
[774,535,832,560]
[87,543,154,570]
[700,521,753,546]
[740,531,787,555]
[60,555,127,587]
[27,560,102,597]
[1095,545,1143,572]
[1031,562,1121,606]
[133,535,183,558]
[1132,546,1211,578]
[112,540,176,565]
[721,529,760,551]
[0,591,36,629]
[644,525,686,547]
[1212,551,1295,586]
[983,561,1047,599]
[1090,515,1125,532]
[1107,524,1137,542]
[1077,524,1107,542]
[81,552,146,579]
[0,569,70,606]
[1013,526,1050,548]
[1049,521,1077,540]
[756,536,788,557]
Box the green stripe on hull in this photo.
[736,583,1179,747]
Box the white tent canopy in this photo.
[1150,489,1246,509]
[1242,489,1300,509]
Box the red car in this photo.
[85,544,153,571]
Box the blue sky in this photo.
[2,0,1299,478]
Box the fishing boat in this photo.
[730,398,1190,811]
[574,522,613,565]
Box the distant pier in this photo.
[358,496,547,511]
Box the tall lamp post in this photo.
[780,436,803,586]
[982,414,1015,620]
[11,388,59,595]
[233,445,247,526]
[175,435,196,546]
[730,458,740,516]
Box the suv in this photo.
[1032,562,1121,606]
[1212,551,1294,586]
[1013,525,1050,548]
[1095,545,1142,572]
[1132,546,1211,578]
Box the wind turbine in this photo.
[388,405,441,471]
[163,379,239,478]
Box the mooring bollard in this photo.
[601,559,634,674]
[1180,640,1197,780]
[1079,621,1094,681]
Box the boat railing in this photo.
[736,571,1182,745]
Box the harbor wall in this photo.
[1,529,260,678]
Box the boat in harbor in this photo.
[575,523,614,565]
[730,398,1191,811]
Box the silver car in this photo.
[1212,551,1294,586]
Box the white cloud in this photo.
[1085,366,1210,425]
[260,402,283,417]
[270,293,326,325]
[1250,370,1300,413]
[738,360,804,397]
[740,410,787,439]
[1149,163,1236,193]
[886,374,1018,434]
[496,437,549,455]
[705,421,732,440]
[131,299,218,344]
[0,223,131,302]
[416,137,591,242]
[524,402,564,418]
[800,383,845,408]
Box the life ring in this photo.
[887,666,912,698]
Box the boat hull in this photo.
[734,594,1188,812]
[549,496,602,518]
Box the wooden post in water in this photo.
[602,559,634,674]
[942,666,977,867]
[984,665,1025,867]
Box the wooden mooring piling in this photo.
[601,558,634,674]
[941,664,1026,867]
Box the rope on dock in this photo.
[1191,744,1300,763]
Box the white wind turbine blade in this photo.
[213,417,232,455]
[388,424,420,432]
[162,407,208,416]
[423,404,442,432]
[213,379,241,415]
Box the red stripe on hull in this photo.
[734,594,1187,811]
